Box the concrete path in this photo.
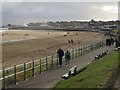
[114,75,120,90]
[9,46,114,88]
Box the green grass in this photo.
[54,51,118,88]
[112,29,120,33]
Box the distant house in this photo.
[103,25,118,31]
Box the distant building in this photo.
[103,25,118,31]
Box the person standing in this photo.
[65,49,71,66]
[57,48,64,67]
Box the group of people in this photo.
[106,37,120,48]
[106,38,115,46]
[57,48,71,67]
[68,39,74,44]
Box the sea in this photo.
[0,28,9,33]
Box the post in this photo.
[81,47,83,56]
[24,62,27,80]
[39,59,42,74]
[90,44,93,51]
[84,46,86,53]
[89,45,90,51]
[74,66,77,75]
[32,61,35,77]
[52,55,54,69]
[76,48,78,58]
[70,49,72,60]
[78,48,80,57]
[71,49,74,59]
[87,45,89,52]
[85,46,87,53]
[83,47,85,55]
[57,54,59,67]
[73,49,75,59]
[2,68,6,89]
[14,65,17,85]
[46,57,48,71]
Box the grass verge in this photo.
[54,51,118,88]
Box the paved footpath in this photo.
[114,75,120,90]
[9,46,114,88]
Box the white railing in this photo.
[0,41,104,89]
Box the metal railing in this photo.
[0,41,104,89]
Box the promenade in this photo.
[9,46,114,88]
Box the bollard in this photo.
[39,59,42,74]
[14,65,17,85]
[32,61,35,77]
[24,62,27,81]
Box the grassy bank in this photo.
[54,51,118,88]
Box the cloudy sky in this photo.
[1,1,119,26]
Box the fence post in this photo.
[90,44,92,51]
[14,65,17,85]
[52,55,54,69]
[32,61,35,77]
[71,49,73,59]
[73,49,75,59]
[78,48,80,57]
[56,54,59,67]
[88,45,90,52]
[87,45,89,52]
[24,62,27,81]
[76,48,78,58]
[46,57,48,71]
[79,47,81,56]
[2,68,6,89]
[85,46,86,53]
[81,47,83,56]
[83,47,85,55]
[39,59,42,74]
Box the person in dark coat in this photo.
[57,48,64,67]
[71,39,74,44]
[110,38,115,46]
[115,38,118,48]
[65,49,71,66]
[106,39,109,46]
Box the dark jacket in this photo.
[57,49,64,57]
[65,50,70,60]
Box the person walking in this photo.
[65,49,71,67]
[57,48,64,67]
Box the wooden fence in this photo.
[0,41,104,89]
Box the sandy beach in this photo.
[2,30,105,68]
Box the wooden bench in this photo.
[115,47,120,51]
[61,66,77,79]
[94,50,108,60]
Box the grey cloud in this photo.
[2,2,118,25]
